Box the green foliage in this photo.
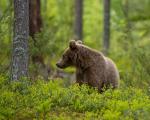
[0,0,12,74]
[83,0,103,48]
[0,76,150,119]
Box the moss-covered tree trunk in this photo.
[11,0,29,80]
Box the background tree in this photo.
[121,0,132,50]
[103,0,111,55]
[29,0,42,38]
[29,0,50,79]
[74,0,83,40]
[11,0,29,80]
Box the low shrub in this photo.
[0,76,150,119]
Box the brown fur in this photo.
[56,40,119,92]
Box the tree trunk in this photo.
[29,0,50,80]
[29,0,42,37]
[103,0,111,55]
[29,0,43,66]
[74,0,83,40]
[122,0,133,50]
[11,0,29,80]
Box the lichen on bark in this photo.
[11,0,29,80]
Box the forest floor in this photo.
[0,76,150,120]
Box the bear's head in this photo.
[56,40,83,69]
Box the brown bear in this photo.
[56,40,119,92]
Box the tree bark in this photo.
[74,0,83,40]
[103,0,111,55]
[11,0,29,80]
[29,0,42,37]
[122,0,133,50]
[29,0,50,80]
[29,0,43,65]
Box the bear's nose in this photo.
[56,63,60,68]
[56,63,59,67]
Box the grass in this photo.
[0,75,150,120]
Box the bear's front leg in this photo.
[84,69,104,92]
[76,69,86,85]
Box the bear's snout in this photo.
[56,61,65,68]
[56,62,61,68]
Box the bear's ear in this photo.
[76,40,83,44]
[69,40,77,50]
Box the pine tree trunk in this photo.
[29,0,43,66]
[29,0,50,80]
[103,0,111,55]
[11,0,29,80]
[74,0,83,40]
[122,0,132,50]
[29,0,42,37]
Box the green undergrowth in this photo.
[0,75,150,120]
